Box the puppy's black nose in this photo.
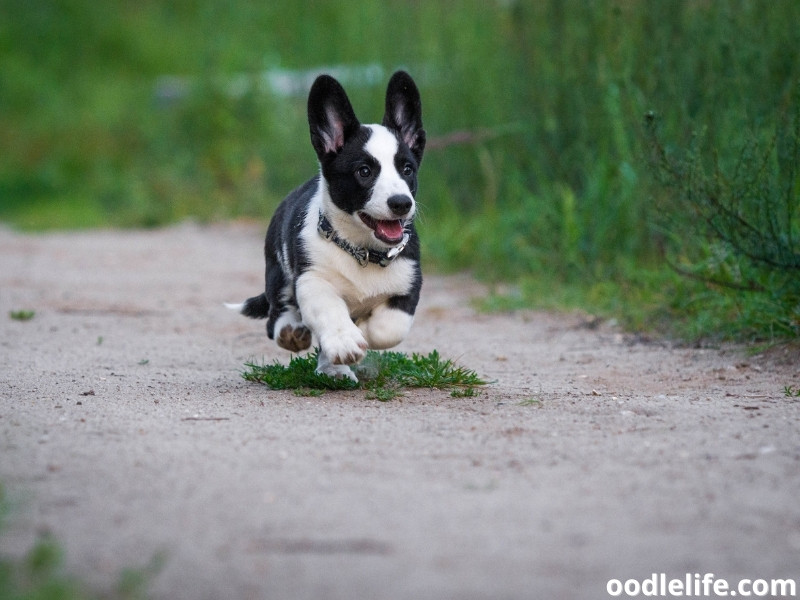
[387,195,413,216]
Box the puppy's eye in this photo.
[357,166,372,179]
[402,163,414,176]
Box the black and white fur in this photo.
[229,71,425,381]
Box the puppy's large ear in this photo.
[308,75,361,158]
[382,71,426,163]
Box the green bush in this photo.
[645,91,800,340]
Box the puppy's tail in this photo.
[224,293,269,319]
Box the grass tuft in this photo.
[450,387,479,398]
[243,351,360,391]
[9,310,35,321]
[243,349,486,399]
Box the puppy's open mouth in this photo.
[358,212,406,244]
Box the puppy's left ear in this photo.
[382,71,426,164]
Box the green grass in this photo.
[0,482,162,600]
[450,387,480,398]
[9,310,35,321]
[0,512,159,600]
[243,349,486,399]
[0,536,161,600]
[2,0,799,343]
[0,533,87,600]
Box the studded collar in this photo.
[317,212,409,268]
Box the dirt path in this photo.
[1,223,799,600]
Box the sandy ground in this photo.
[1,222,799,600]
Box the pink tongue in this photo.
[375,219,404,242]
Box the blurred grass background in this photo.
[1,0,799,342]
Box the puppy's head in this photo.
[308,71,425,248]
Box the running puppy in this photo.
[229,71,425,381]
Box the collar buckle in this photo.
[379,233,410,266]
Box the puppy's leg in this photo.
[295,273,367,371]
[273,307,312,353]
[357,303,414,350]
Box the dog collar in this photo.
[317,212,409,268]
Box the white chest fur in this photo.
[299,194,416,319]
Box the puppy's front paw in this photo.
[320,328,368,366]
[315,361,359,383]
[315,349,359,382]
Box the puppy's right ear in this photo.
[308,75,360,158]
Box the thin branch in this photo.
[662,253,766,293]
[426,123,523,150]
